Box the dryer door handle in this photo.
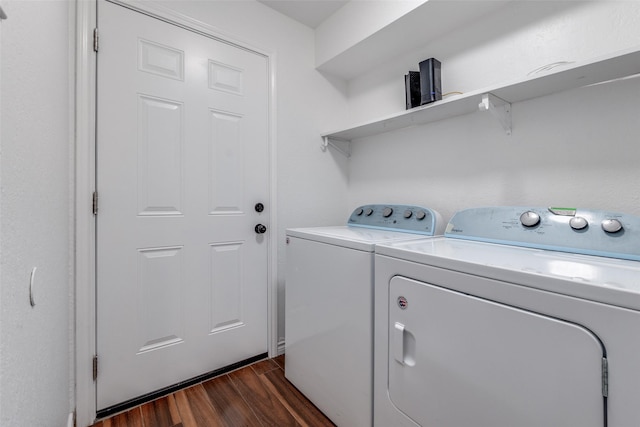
[393,322,406,365]
[393,322,416,367]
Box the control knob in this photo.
[365,208,374,216]
[404,209,413,219]
[601,218,623,234]
[569,217,588,230]
[520,211,540,227]
[354,208,364,216]
[416,210,426,221]
[382,207,393,218]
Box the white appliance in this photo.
[285,204,444,427]
[374,206,640,427]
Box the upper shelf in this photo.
[315,0,511,81]
[321,46,640,143]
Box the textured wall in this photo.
[346,1,640,223]
[0,1,71,426]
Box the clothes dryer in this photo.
[286,204,444,427]
[374,206,640,427]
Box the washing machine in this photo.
[374,206,640,427]
[285,204,444,427]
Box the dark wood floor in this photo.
[90,355,336,427]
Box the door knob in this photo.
[255,203,265,213]
[255,224,267,234]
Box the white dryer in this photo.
[286,204,444,427]
[374,206,640,427]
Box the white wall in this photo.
[0,9,3,424]
[346,1,640,222]
[0,1,72,426]
[155,0,350,345]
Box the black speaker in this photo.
[404,71,421,109]
[419,58,442,105]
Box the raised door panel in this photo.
[208,110,243,215]
[137,95,184,216]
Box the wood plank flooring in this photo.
[90,355,336,427]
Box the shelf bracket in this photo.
[322,136,351,157]
[479,93,512,135]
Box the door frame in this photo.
[74,1,278,425]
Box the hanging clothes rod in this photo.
[0,6,7,20]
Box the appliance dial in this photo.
[602,218,623,233]
[382,207,393,217]
[354,208,364,216]
[416,210,427,220]
[404,209,413,219]
[569,216,588,230]
[365,208,374,216]
[520,211,540,227]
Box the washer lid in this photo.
[287,226,427,251]
[376,237,640,311]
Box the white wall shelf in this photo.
[316,0,510,81]
[321,46,640,148]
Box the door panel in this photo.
[388,276,605,427]
[136,246,185,353]
[209,110,244,213]
[97,1,269,410]
[137,95,184,215]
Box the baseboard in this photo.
[67,412,75,427]
[277,338,285,355]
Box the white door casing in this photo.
[96,1,271,410]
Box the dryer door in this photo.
[388,276,606,427]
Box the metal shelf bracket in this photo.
[322,136,351,157]
[479,93,512,135]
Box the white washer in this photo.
[285,204,444,427]
[374,206,640,427]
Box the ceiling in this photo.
[257,0,348,28]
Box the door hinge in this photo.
[92,355,98,381]
[93,28,99,52]
[92,191,98,216]
[602,357,608,397]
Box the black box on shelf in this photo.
[419,58,442,105]
[405,71,421,109]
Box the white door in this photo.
[388,276,605,427]
[96,1,269,410]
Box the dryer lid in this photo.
[376,236,640,312]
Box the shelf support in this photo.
[479,93,511,135]
[322,136,351,157]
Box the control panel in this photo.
[348,204,443,235]
[445,206,640,261]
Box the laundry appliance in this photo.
[374,206,640,427]
[285,204,444,427]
